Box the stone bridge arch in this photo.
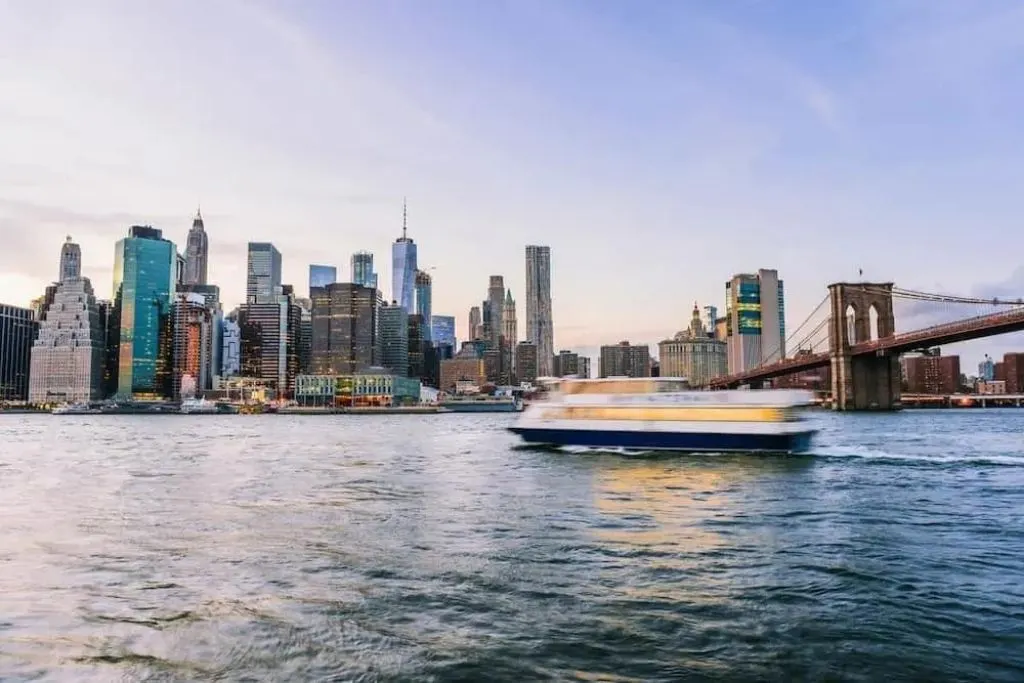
[827,282,901,411]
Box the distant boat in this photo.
[52,402,98,415]
[440,395,523,413]
[180,397,218,415]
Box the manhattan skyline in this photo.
[2,1,1024,362]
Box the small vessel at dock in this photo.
[508,377,817,453]
[180,397,219,414]
[440,394,523,413]
[52,402,99,415]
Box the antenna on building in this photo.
[402,197,408,239]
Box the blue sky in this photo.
[1,0,1023,367]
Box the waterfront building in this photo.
[171,292,214,399]
[28,278,105,403]
[221,317,241,376]
[113,225,177,399]
[431,315,456,349]
[978,355,995,382]
[308,264,337,294]
[351,251,378,290]
[439,343,487,392]
[238,286,301,396]
[658,304,728,386]
[578,356,591,379]
[183,208,209,286]
[725,269,785,374]
[96,299,118,397]
[391,200,418,314]
[295,371,421,408]
[468,306,481,341]
[599,341,651,378]
[0,305,35,401]
[525,245,554,377]
[902,351,960,395]
[298,302,312,375]
[379,302,409,377]
[514,341,538,384]
[1003,352,1024,393]
[408,314,427,382]
[553,349,591,378]
[59,236,81,283]
[415,270,432,338]
[311,283,379,375]
[247,242,282,304]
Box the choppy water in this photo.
[1,410,1023,682]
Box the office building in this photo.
[487,275,505,349]
[553,349,591,379]
[0,305,35,401]
[725,269,785,374]
[525,245,554,377]
[183,208,209,286]
[503,290,517,348]
[171,292,214,399]
[440,343,487,392]
[239,286,301,396]
[311,282,379,375]
[309,264,337,294]
[392,200,418,314]
[379,302,409,377]
[408,314,427,381]
[28,278,105,403]
[599,341,651,378]
[431,315,456,349]
[59,236,81,283]
[113,225,177,399]
[468,306,481,341]
[514,342,538,384]
[247,242,283,304]
[221,317,241,377]
[658,304,728,386]
[902,351,960,395]
[978,355,996,382]
[298,301,312,375]
[415,270,432,336]
[702,305,718,339]
[351,251,378,290]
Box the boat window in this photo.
[561,380,655,395]
[655,380,691,392]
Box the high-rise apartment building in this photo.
[311,283,379,375]
[978,355,996,382]
[659,304,727,386]
[29,277,105,403]
[113,226,177,399]
[392,200,418,314]
[351,252,378,290]
[0,305,35,401]
[59,236,81,283]
[431,315,456,349]
[514,341,538,384]
[308,264,337,295]
[379,302,409,377]
[183,208,209,286]
[525,245,554,377]
[171,292,214,399]
[599,341,651,378]
[468,306,481,341]
[247,242,282,304]
[724,269,785,374]
[553,349,588,378]
[415,270,432,335]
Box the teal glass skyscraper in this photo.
[113,226,176,398]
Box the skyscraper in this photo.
[239,286,301,396]
[0,305,35,401]
[247,242,282,304]
[183,208,209,286]
[391,199,418,314]
[59,236,81,283]
[487,275,505,349]
[308,265,337,294]
[171,292,214,399]
[724,269,785,374]
[468,306,481,341]
[415,270,432,335]
[379,302,409,377]
[503,290,517,348]
[431,315,456,348]
[311,283,379,375]
[525,245,554,377]
[113,226,177,399]
[29,277,105,403]
[351,251,378,290]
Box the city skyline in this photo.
[2,2,1024,366]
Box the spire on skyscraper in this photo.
[402,197,408,240]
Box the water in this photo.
[1,411,1022,681]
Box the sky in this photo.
[2,0,1024,369]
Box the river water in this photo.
[0,411,1022,681]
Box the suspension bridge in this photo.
[708,282,1024,410]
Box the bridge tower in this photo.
[828,282,902,411]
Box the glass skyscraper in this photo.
[113,226,177,399]
[247,242,282,304]
[431,315,456,349]
[308,264,337,294]
[351,251,378,290]
[525,245,554,377]
[724,269,785,374]
[415,269,432,340]
[392,201,418,314]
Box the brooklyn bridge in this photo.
[707,282,1024,410]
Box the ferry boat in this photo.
[180,397,219,414]
[440,395,523,413]
[508,377,817,453]
[52,402,99,415]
